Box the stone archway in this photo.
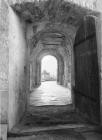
[35,49,64,87]
[30,27,72,89]
[30,48,65,89]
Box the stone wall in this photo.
[8,7,27,130]
[0,0,28,134]
[74,16,100,123]
[96,1,102,125]
[7,0,99,11]
[96,12,102,125]
[0,0,9,125]
[0,0,9,139]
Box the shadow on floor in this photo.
[21,105,89,127]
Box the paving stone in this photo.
[30,81,71,106]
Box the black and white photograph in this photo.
[0,0,102,139]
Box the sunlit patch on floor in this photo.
[30,81,72,106]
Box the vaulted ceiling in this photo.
[11,0,98,54]
[12,0,97,27]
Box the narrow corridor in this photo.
[2,1,102,139]
[8,83,102,140]
[30,81,71,106]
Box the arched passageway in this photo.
[30,52,71,106]
[35,50,65,87]
[30,36,71,89]
[2,1,102,139]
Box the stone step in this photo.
[8,123,99,137]
[8,125,102,140]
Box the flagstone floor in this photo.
[30,81,71,106]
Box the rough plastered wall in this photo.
[8,6,27,130]
[0,0,9,125]
[0,0,9,139]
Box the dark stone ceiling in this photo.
[12,0,97,27]
[11,0,98,51]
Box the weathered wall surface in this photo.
[0,0,9,125]
[74,16,100,123]
[95,10,102,125]
[8,7,27,130]
[7,0,100,12]
[99,14,102,125]
[96,0,102,125]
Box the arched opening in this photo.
[6,1,102,137]
[41,55,57,83]
[30,52,72,106]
